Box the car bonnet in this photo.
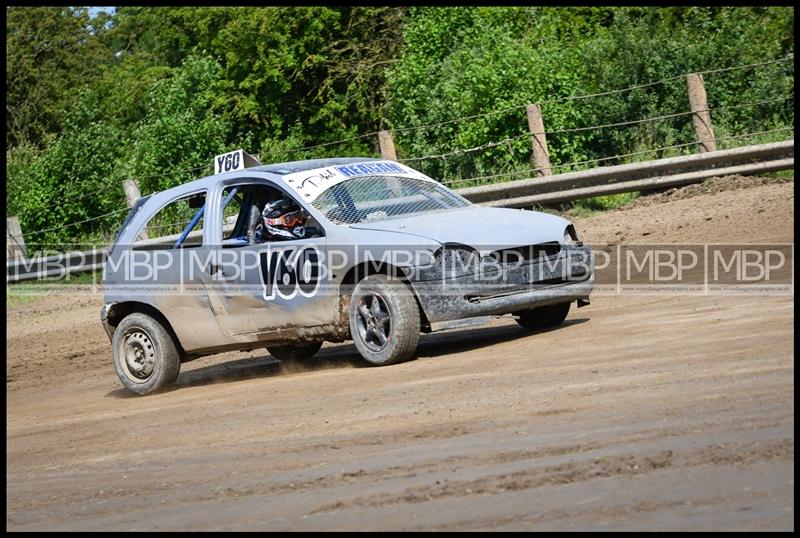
[349,206,570,254]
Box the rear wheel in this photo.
[112,313,180,395]
[516,302,571,331]
[266,341,323,362]
[349,274,420,366]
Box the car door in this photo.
[118,188,234,351]
[201,179,338,337]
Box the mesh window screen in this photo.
[312,176,471,225]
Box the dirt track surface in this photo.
[6,177,794,531]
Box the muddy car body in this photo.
[102,157,594,394]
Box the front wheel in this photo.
[112,313,181,395]
[516,302,571,331]
[267,342,323,362]
[349,274,420,366]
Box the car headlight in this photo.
[435,246,480,278]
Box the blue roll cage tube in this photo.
[173,187,239,249]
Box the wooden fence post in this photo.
[378,129,403,196]
[122,179,148,240]
[687,73,717,153]
[122,179,142,208]
[7,216,27,261]
[526,104,552,176]
[378,130,398,160]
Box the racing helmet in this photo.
[261,198,307,240]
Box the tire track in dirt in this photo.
[312,439,792,513]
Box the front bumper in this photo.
[410,245,594,323]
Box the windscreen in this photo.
[311,175,471,225]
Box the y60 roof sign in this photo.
[214,149,261,175]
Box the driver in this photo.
[260,198,308,241]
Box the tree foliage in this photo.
[6,7,114,147]
[385,7,794,181]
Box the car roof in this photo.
[249,157,381,175]
[148,157,382,200]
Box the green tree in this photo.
[385,7,793,184]
[6,7,113,147]
[124,54,233,195]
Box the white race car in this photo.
[102,156,594,394]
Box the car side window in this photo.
[132,191,207,250]
[221,183,324,247]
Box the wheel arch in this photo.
[105,301,188,358]
[339,261,431,332]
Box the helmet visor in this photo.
[265,209,305,228]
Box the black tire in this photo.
[246,204,262,245]
[267,341,323,361]
[516,302,571,331]
[112,313,180,395]
[349,274,420,366]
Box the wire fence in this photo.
[400,134,530,164]
[439,127,795,187]
[258,131,383,161]
[22,207,131,238]
[386,55,794,136]
[396,95,794,168]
